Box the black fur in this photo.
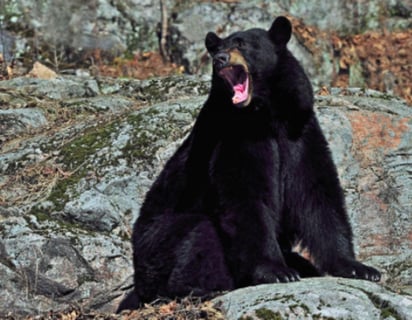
[117,16,380,312]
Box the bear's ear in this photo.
[205,32,222,54]
[268,16,292,47]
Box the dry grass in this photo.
[4,298,226,320]
[0,160,62,207]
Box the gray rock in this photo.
[213,278,412,320]
[0,108,48,136]
[315,92,412,257]
[58,97,203,233]
[61,95,134,114]
[0,30,19,62]
[0,75,411,317]
[0,77,94,100]
[9,0,162,57]
[64,191,122,232]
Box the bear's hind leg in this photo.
[167,219,234,298]
[117,289,141,313]
[131,215,233,307]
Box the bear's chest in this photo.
[208,138,281,195]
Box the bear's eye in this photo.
[234,38,245,49]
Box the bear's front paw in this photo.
[328,259,381,282]
[252,263,300,284]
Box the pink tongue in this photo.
[232,83,248,104]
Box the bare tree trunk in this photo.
[159,0,169,62]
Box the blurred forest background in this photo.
[0,0,411,104]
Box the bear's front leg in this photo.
[210,139,299,287]
[217,200,300,287]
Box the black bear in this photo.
[117,16,380,312]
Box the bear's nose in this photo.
[213,52,230,69]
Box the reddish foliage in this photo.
[97,51,183,79]
[332,30,412,105]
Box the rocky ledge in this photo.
[0,75,411,319]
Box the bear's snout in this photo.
[213,52,230,69]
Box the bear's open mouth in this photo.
[218,64,251,107]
